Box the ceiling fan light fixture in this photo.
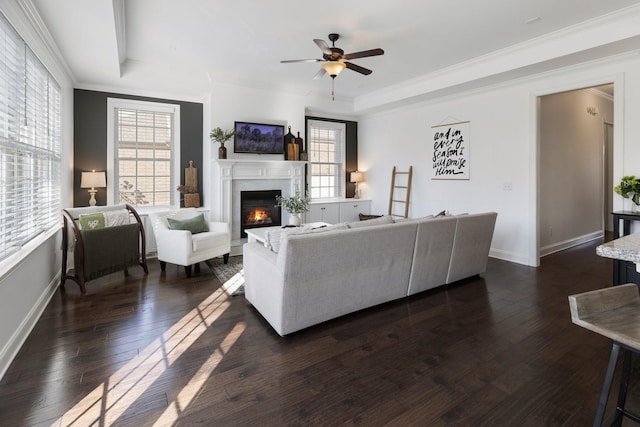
[322,61,346,77]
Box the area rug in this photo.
[207,255,244,296]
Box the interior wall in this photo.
[206,83,358,220]
[539,88,614,256]
[360,86,532,264]
[359,55,640,266]
[73,89,203,207]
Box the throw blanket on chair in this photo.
[79,223,141,281]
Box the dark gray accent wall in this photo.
[305,116,358,198]
[73,89,203,207]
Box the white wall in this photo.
[0,1,74,379]
[539,88,614,255]
[359,54,640,266]
[205,82,353,221]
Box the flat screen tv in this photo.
[234,121,285,154]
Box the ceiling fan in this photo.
[281,33,384,99]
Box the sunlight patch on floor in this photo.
[221,269,245,295]
[52,287,234,426]
[153,322,246,425]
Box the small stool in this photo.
[569,283,640,426]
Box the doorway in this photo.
[604,121,614,232]
[538,84,614,257]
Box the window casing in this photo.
[107,99,180,207]
[307,119,345,199]
[0,13,61,261]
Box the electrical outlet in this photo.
[549,227,553,237]
[503,182,513,191]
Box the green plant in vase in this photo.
[210,127,236,159]
[276,190,310,226]
[614,175,640,212]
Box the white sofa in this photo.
[243,212,497,336]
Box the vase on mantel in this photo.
[218,142,227,159]
[289,213,302,226]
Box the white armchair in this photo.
[149,209,230,277]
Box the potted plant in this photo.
[210,127,236,159]
[276,190,310,226]
[614,175,640,212]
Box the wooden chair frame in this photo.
[61,204,148,293]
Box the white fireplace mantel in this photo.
[211,159,306,245]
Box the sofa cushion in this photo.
[191,230,228,252]
[265,223,349,253]
[167,213,209,234]
[347,215,394,229]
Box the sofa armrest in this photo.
[243,242,286,335]
[207,221,230,237]
[154,227,193,259]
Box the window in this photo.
[0,13,61,261]
[307,119,345,199]
[107,99,180,207]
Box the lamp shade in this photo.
[322,61,346,77]
[81,171,106,189]
[350,171,365,183]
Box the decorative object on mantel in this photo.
[431,119,470,180]
[614,175,640,213]
[283,126,295,160]
[295,131,305,160]
[276,190,310,226]
[210,127,236,159]
[177,160,200,207]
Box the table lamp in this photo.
[81,170,106,206]
[350,171,364,199]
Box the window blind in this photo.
[0,13,61,261]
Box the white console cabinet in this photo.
[307,199,371,224]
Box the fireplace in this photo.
[240,190,282,238]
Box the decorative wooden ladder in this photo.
[388,165,413,219]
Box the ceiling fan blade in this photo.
[345,62,372,75]
[280,59,323,63]
[313,68,326,80]
[343,48,384,60]
[314,39,332,55]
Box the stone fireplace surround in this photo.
[211,159,306,250]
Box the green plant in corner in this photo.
[614,175,640,206]
[275,190,310,214]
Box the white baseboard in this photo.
[0,273,60,380]
[489,248,531,266]
[540,230,604,258]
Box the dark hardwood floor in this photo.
[0,237,635,426]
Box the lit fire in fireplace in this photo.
[245,208,273,225]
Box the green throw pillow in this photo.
[167,213,209,234]
[79,212,105,230]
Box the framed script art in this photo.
[431,120,470,180]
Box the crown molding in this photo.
[585,86,614,102]
[355,3,640,113]
[12,0,75,84]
